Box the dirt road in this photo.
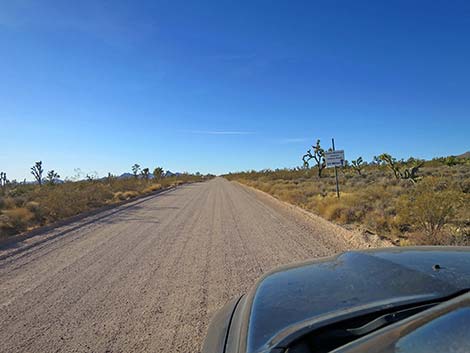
[0,178,379,353]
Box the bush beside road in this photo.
[0,174,207,238]
[224,160,470,246]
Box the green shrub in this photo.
[396,177,462,241]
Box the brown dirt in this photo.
[0,177,390,353]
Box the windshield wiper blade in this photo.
[346,303,436,336]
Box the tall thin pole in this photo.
[332,138,340,198]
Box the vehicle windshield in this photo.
[392,307,470,353]
[287,291,470,353]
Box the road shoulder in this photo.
[232,180,393,249]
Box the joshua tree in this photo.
[371,155,383,165]
[106,172,116,183]
[403,165,424,183]
[132,164,141,178]
[46,170,60,185]
[378,154,401,179]
[31,161,44,186]
[379,153,424,184]
[0,172,7,189]
[351,157,365,176]
[141,168,150,180]
[86,171,98,182]
[302,139,326,177]
[153,166,164,180]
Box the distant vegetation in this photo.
[0,163,210,238]
[225,141,470,246]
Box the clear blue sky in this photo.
[1,0,469,180]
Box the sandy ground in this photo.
[0,177,387,353]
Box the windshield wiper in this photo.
[346,303,436,336]
[288,292,470,353]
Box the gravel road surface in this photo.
[0,177,379,352]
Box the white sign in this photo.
[325,150,345,167]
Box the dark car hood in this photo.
[240,247,470,353]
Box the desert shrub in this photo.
[226,162,469,246]
[84,183,115,208]
[303,184,322,198]
[363,210,395,234]
[1,197,22,210]
[317,198,352,223]
[25,201,40,211]
[114,191,139,201]
[113,192,126,201]
[29,182,112,221]
[25,201,45,224]
[396,177,463,242]
[407,230,470,246]
[0,197,4,210]
[142,184,162,193]
[275,186,306,205]
[36,187,84,221]
[0,208,34,236]
[460,179,470,194]
[11,196,27,207]
[0,174,205,238]
[123,191,139,199]
[315,193,368,224]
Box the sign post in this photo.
[324,139,344,198]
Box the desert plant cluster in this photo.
[225,143,470,246]
[0,162,209,238]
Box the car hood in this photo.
[239,247,470,353]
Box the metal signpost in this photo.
[324,139,344,198]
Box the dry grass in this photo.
[225,161,470,246]
[142,183,162,194]
[113,191,140,201]
[0,208,34,235]
[0,174,206,238]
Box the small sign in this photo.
[325,150,345,167]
